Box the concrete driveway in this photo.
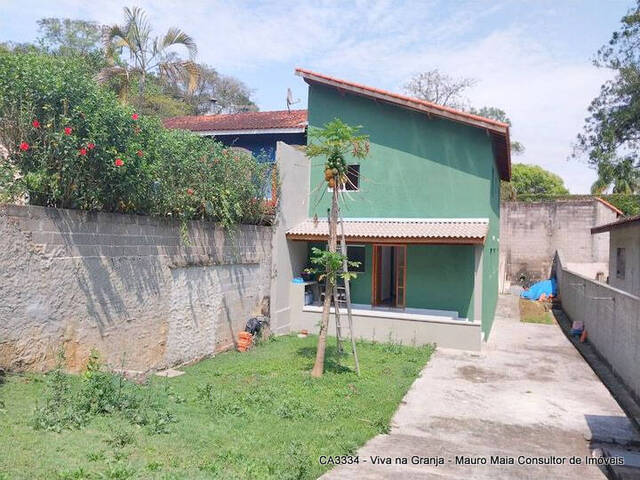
[321,294,639,479]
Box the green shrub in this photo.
[0,52,271,227]
[32,350,176,434]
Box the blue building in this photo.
[164,109,307,162]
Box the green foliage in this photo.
[591,158,640,194]
[32,351,88,432]
[32,350,177,435]
[602,193,640,215]
[36,18,102,57]
[306,119,370,161]
[509,163,569,196]
[100,6,198,98]
[574,2,640,187]
[306,247,360,287]
[0,52,270,227]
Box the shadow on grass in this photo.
[296,345,354,374]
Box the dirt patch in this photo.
[519,298,555,324]
[457,365,508,383]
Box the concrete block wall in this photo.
[556,252,640,400]
[500,199,617,285]
[0,204,271,373]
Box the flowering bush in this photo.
[0,53,271,226]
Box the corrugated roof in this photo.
[163,109,307,133]
[591,214,640,234]
[295,67,512,181]
[287,218,489,244]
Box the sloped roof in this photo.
[595,197,624,216]
[287,218,489,244]
[591,214,640,234]
[163,109,307,133]
[295,68,512,181]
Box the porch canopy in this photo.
[286,218,488,244]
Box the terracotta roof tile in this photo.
[287,218,488,244]
[163,109,307,132]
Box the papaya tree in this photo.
[305,119,369,377]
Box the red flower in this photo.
[78,148,87,156]
[131,113,139,120]
[114,158,124,167]
[136,150,143,157]
[187,188,194,196]
[19,141,29,151]
[64,127,72,135]
[87,143,95,150]
[32,120,40,128]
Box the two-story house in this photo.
[270,69,511,351]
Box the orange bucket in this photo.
[237,331,253,352]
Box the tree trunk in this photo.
[311,186,339,377]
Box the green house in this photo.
[273,69,511,350]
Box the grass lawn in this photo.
[0,334,433,480]
[519,298,555,324]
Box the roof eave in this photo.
[193,127,307,136]
[295,68,511,181]
[295,69,508,134]
[285,233,485,245]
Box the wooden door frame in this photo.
[371,244,407,308]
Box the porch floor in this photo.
[303,302,473,325]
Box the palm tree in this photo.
[98,6,199,100]
[591,158,640,194]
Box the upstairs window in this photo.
[616,247,626,279]
[345,164,360,191]
[330,164,360,191]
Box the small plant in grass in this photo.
[33,350,88,432]
[106,427,135,449]
[32,349,177,434]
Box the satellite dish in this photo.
[286,88,300,112]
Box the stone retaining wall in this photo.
[0,204,271,373]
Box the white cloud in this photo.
[1,0,615,192]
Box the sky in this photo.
[0,0,633,192]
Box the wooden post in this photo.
[338,203,360,375]
[311,187,339,377]
[333,284,343,356]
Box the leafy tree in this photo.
[591,158,640,194]
[510,163,569,196]
[573,2,640,190]
[404,71,524,155]
[403,70,477,109]
[468,106,524,154]
[305,119,369,377]
[36,18,101,56]
[165,63,258,114]
[99,6,199,99]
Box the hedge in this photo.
[0,53,271,228]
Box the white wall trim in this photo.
[196,127,306,136]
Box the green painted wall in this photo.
[406,245,475,318]
[306,84,501,336]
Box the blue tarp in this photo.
[521,278,557,300]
